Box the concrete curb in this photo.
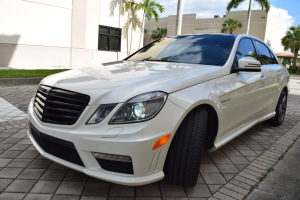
[0,77,43,85]
[208,117,300,200]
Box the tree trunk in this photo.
[246,0,252,35]
[292,49,299,73]
[175,0,183,35]
[117,3,121,61]
[230,29,233,34]
[129,8,133,55]
[138,11,145,49]
[127,12,130,56]
[130,26,133,55]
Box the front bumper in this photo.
[27,98,185,186]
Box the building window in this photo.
[98,25,121,51]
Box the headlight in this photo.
[110,91,168,124]
[87,104,117,125]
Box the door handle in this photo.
[277,70,282,73]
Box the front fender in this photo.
[168,75,231,142]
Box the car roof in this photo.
[168,33,238,38]
[167,34,265,44]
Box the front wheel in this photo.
[164,107,208,187]
[267,89,287,126]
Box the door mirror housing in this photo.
[233,57,261,72]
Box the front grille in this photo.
[30,123,84,167]
[96,158,134,175]
[34,85,90,125]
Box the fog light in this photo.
[92,152,132,163]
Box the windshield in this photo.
[126,35,236,66]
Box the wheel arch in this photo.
[282,86,288,94]
[170,101,220,151]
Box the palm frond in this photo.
[139,0,164,22]
[255,0,270,12]
[281,25,300,72]
[151,27,167,39]
[221,18,242,34]
[109,0,125,16]
[123,20,130,39]
[227,0,246,11]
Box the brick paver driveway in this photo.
[0,76,300,200]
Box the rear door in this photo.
[253,40,281,115]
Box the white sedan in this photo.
[28,34,289,187]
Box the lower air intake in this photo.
[30,123,84,167]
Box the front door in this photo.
[225,38,267,135]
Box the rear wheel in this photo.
[164,107,208,187]
[267,89,287,126]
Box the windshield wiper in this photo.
[141,57,152,61]
[141,57,176,62]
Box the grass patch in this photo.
[0,69,70,78]
[250,183,259,191]
[288,69,300,75]
[278,155,284,160]
[267,167,274,173]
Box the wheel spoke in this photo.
[278,93,287,122]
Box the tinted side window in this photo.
[268,50,278,64]
[254,41,275,65]
[236,39,256,61]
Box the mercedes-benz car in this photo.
[28,34,289,187]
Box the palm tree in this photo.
[221,18,242,34]
[136,0,164,48]
[109,0,126,26]
[124,0,142,55]
[227,0,270,35]
[110,0,126,60]
[282,26,300,73]
[151,27,167,40]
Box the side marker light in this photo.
[152,134,171,150]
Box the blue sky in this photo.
[271,0,300,26]
[156,0,300,27]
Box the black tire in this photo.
[164,107,208,187]
[267,89,287,126]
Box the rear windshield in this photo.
[126,35,235,66]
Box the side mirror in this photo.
[234,57,261,72]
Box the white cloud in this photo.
[157,0,260,18]
[156,0,295,26]
[270,6,295,26]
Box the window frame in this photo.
[98,25,121,52]
[253,40,278,65]
[231,37,259,73]
[232,37,280,73]
[235,38,258,61]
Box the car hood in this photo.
[41,61,223,104]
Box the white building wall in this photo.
[144,10,287,53]
[86,0,144,64]
[265,12,288,53]
[0,0,144,68]
[0,0,72,47]
[0,0,72,67]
